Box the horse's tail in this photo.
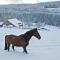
[4,36,8,50]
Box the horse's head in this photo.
[33,28,41,40]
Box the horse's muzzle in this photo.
[38,36,41,40]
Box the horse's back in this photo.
[5,35,16,44]
[5,34,29,47]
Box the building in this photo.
[3,20,16,28]
[3,18,23,28]
[0,22,3,27]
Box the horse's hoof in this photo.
[13,49,15,51]
[4,48,7,50]
[23,51,28,54]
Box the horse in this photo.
[4,28,41,54]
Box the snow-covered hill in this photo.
[0,25,60,60]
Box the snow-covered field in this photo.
[0,25,60,60]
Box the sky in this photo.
[0,0,60,4]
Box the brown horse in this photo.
[4,28,41,54]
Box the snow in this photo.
[0,22,3,25]
[0,25,60,60]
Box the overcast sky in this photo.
[0,0,60,4]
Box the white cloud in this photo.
[36,0,60,2]
[0,0,22,4]
[0,0,60,4]
[22,0,37,3]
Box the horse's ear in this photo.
[32,28,37,31]
[34,28,37,31]
[35,28,37,30]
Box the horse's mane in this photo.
[23,28,37,40]
[25,28,37,35]
[19,28,37,40]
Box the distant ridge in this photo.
[0,1,60,26]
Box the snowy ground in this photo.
[0,25,60,60]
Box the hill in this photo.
[0,1,60,26]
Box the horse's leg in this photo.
[7,44,10,51]
[23,47,27,54]
[4,42,7,50]
[12,45,15,51]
